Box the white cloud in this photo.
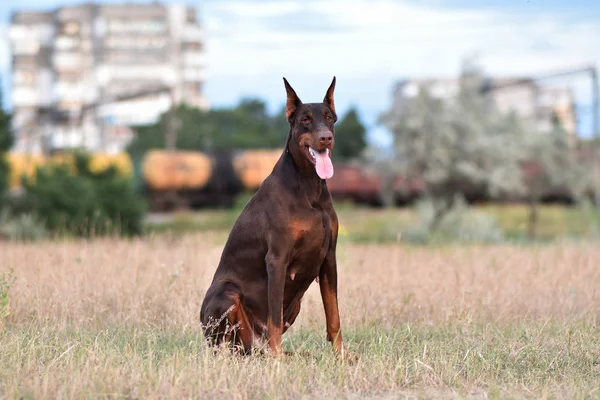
[199,0,600,142]
[2,0,599,141]
[204,0,600,76]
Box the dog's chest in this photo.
[288,210,331,278]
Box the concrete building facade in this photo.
[8,2,208,154]
[393,77,578,141]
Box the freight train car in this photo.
[232,149,283,192]
[9,147,588,212]
[5,151,132,191]
[325,163,387,206]
[141,150,245,211]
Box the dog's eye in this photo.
[302,117,310,124]
[326,115,333,122]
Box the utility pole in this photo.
[165,87,179,151]
[166,4,182,152]
[591,66,600,206]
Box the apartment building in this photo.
[392,77,578,141]
[8,2,208,154]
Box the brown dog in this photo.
[200,76,350,360]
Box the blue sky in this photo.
[2,0,600,146]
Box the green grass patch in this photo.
[145,202,600,245]
[1,321,598,399]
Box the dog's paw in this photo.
[335,347,358,365]
[266,347,287,361]
[340,351,358,365]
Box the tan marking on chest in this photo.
[289,218,316,241]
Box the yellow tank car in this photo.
[142,150,212,191]
[233,149,282,191]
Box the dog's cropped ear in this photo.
[283,77,302,122]
[323,76,337,118]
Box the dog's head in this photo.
[283,76,337,180]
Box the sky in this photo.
[2,0,600,146]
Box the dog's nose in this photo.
[319,133,333,146]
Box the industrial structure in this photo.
[392,76,579,141]
[8,2,208,155]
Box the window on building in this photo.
[59,21,80,35]
[15,70,35,85]
[183,42,202,52]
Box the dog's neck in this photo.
[281,143,325,206]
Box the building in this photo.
[8,2,208,154]
[393,76,578,141]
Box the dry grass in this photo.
[1,234,600,399]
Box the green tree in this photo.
[0,85,13,205]
[22,151,146,237]
[519,122,590,239]
[270,104,290,144]
[379,59,524,232]
[127,99,288,157]
[334,107,367,161]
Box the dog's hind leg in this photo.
[283,298,302,334]
[200,284,256,354]
[228,299,257,354]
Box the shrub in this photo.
[0,209,47,242]
[0,268,15,329]
[21,151,146,237]
[402,195,505,244]
[0,157,9,206]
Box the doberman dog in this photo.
[200,76,351,360]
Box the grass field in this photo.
[146,202,600,243]
[1,229,600,399]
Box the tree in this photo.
[519,122,591,239]
[127,99,288,158]
[334,107,367,161]
[378,60,524,232]
[0,85,13,205]
[21,151,146,237]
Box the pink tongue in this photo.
[315,150,334,179]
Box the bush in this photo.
[580,198,600,239]
[0,157,9,206]
[402,195,505,244]
[20,151,146,237]
[0,268,15,329]
[0,210,47,242]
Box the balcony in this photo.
[182,51,204,66]
[104,36,166,50]
[12,88,38,107]
[13,55,37,69]
[13,70,36,86]
[55,35,80,51]
[182,25,203,42]
[12,41,40,55]
[182,68,205,82]
[107,19,166,34]
[9,23,55,46]
[53,82,87,102]
[96,64,176,85]
[99,94,171,126]
[53,53,82,69]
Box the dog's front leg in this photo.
[319,250,346,354]
[319,248,354,362]
[265,251,288,358]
